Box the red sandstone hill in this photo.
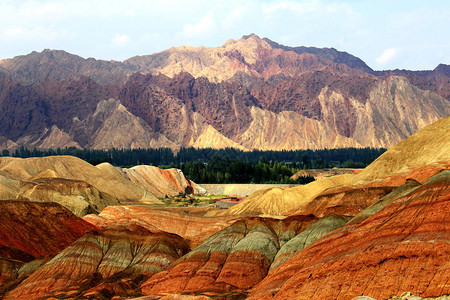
[248,170,450,299]
[0,34,448,151]
[0,201,96,296]
[4,225,190,300]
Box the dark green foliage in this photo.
[10,146,385,183]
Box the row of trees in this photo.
[7,146,385,167]
[5,146,386,183]
[181,156,315,184]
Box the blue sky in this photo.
[0,0,448,70]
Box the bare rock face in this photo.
[237,106,361,150]
[17,177,119,216]
[0,172,19,199]
[0,49,132,85]
[0,201,96,296]
[0,201,96,258]
[1,35,448,151]
[84,205,242,248]
[120,165,205,198]
[142,215,319,297]
[224,174,355,216]
[354,116,450,185]
[248,170,450,300]
[269,215,348,271]
[24,125,82,149]
[228,117,450,217]
[71,98,177,150]
[285,186,396,218]
[4,225,190,300]
[124,34,364,84]
[0,156,160,205]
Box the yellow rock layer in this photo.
[224,174,355,216]
[354,115,450,183]
[0,156,159,204]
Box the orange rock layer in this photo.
[248,170,450,300]
[286,186,396,218]
[84,206,242,248]
[4,225,190,300]
[0,200,96,258]
[142,215,320,297]
[0,201,96,296]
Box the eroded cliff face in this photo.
[119,165,206,198]
[0,156,210,217]
[349,76,449,148]
[83,205,242,248]
[70,98,177,150]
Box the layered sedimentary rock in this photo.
[0,201,96,296]
[248,170,450,299]
[84,205,242,248]
[0,201,96,258]
[119,165,206,197]
[269,214,348,271]
[142,215,319,297]
[4,225,189,300]
[285,186,396,218]
[0,156,159,205]
[17,177,119,216]
[354,116,450,185]
[0,172,19,199]
[0,155,208,217]
[223,174,354,216]
[1,117,449,299]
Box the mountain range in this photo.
[0,34,449,151]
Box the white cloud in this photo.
[182,11,216,38]
[112,34,131,47]
[376,48,398,65]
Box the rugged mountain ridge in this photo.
[0,34,448,151]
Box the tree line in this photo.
[180,156,316,184]
[4,146,386,184]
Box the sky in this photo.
[0,0,449,71]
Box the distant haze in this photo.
[0,0,449,70]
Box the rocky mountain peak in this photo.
[223,33,272,56]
